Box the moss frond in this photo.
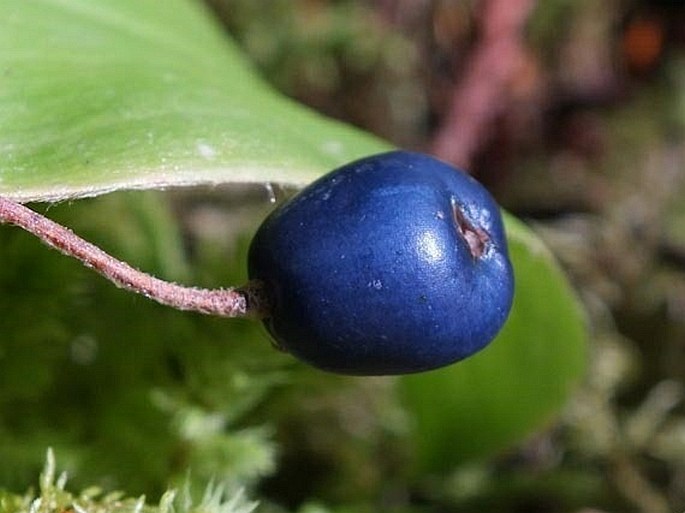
[0,451,257,513]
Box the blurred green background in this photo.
[210,3,685,509]
[2,1,685,513]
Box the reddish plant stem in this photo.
[0,196,269,319]
[431,0,537,169]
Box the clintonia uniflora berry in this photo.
[248,150,514,375]
[0,150,513,377]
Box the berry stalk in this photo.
[0,196,268,319]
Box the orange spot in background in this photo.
[622,16,665,73]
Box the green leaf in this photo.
[0,0,390,202]
[0,0,588,485]
[399,215,588,472]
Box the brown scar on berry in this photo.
[452,203,490,258]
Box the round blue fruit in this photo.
[248,151,514,375]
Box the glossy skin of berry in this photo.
[248,151,514,375]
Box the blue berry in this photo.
[248,151,514,375]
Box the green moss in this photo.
[0,450,257,513]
